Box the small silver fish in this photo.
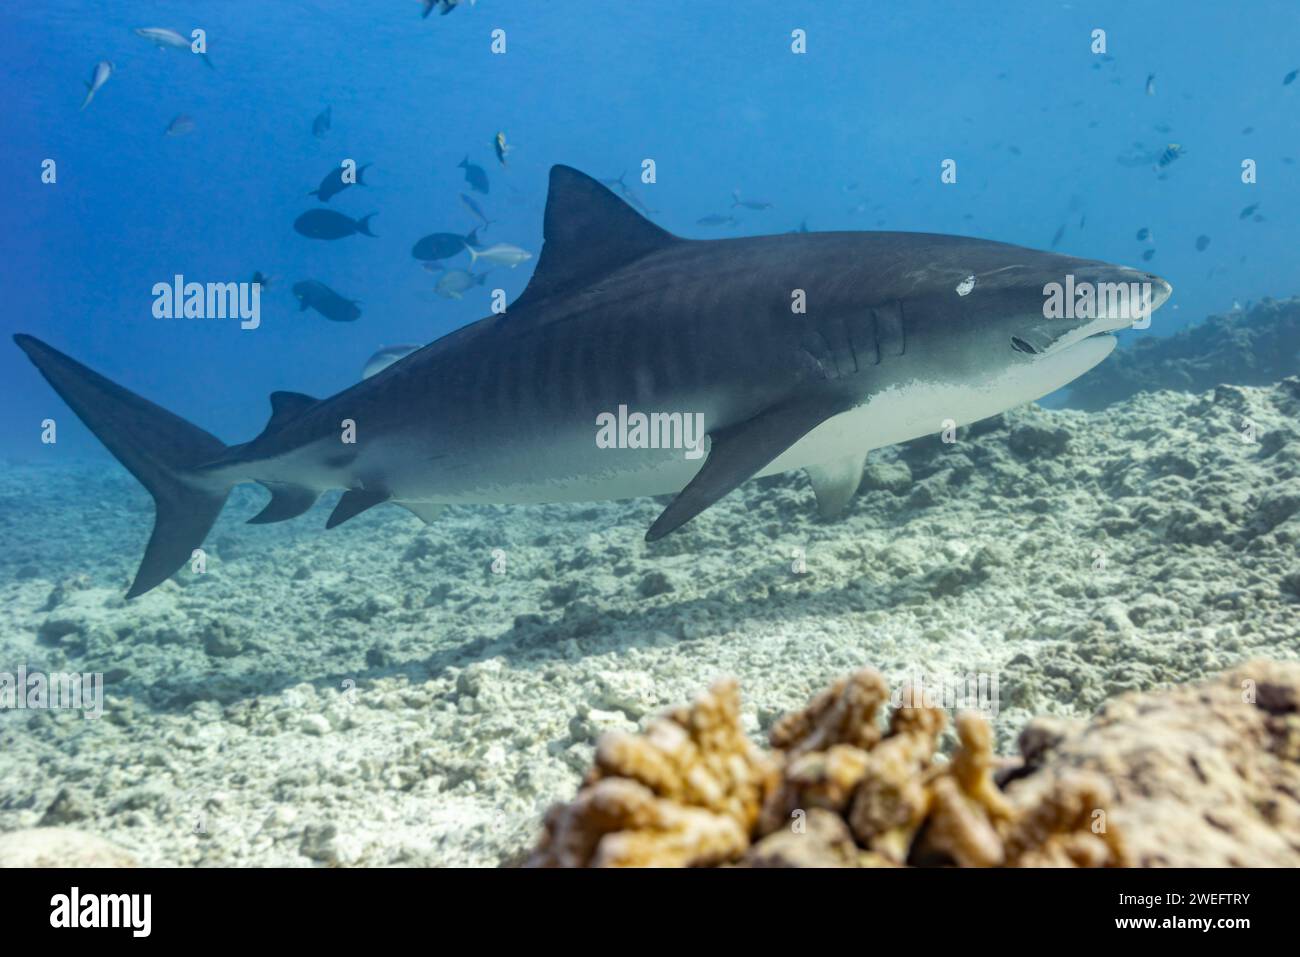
[80,60,112,111]
[362,344,422,379]
[467,243,533,268]
[1145,73,1156,96]
[134,27,214,68]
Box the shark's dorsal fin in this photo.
[268,391,318,425]
[250,391,319,445]
[512,165,680,311]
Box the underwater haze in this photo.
[0,0,1299,870]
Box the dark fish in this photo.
[251,270,277,289]
[697,214,737,227]
[1155,143,1185,168]
[165,114,195,137]
[1050,224,1066,248]
[1078,213,1086,229]
[309,162,371,202]
[293,280,360,322]
[1285,69,1298,86]
[458,156,489,194]
[1195,235,1210,252]
[1007,144,1021,156]
[1253,213,1265,223]
[1242,126,1254,135]
[1145,73,1156,96]
[435,269,487,300]
[312,106,331,138]
[412,229,478,262]
[1141,249,1156,262]
[1136,227,1150,241]
[731,190,772,211]
[459,192,494,231]
[293,209,377,240]
[1239,202,1259,219]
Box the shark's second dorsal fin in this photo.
[268,391,317,426]
[252,391,319,444]
[512,165,680,311]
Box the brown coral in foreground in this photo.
[527,678,778,867]
[528,660,1300,867]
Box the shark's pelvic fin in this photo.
[646,396,850,541]
[512,165,680,312]
[805,451,868,519]
[326,488,390,529]
[248,482,320,524]
[12,334,233,599]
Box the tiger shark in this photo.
[15,165,1171,598]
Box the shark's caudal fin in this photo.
[13,335,232,599]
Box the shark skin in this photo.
[14,164,1172,597]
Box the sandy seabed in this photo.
[1,378,1297,866]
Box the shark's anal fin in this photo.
[805,451,868,520]
[326,488,390,529]
[646,396,850,541]
[397,502,445,525]
[248,482,320,524]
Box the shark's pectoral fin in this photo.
[248,482,320,524]
[326,488,390,529]
[805,452,868,520]
[646,396,849,541]
[397,501,445,525]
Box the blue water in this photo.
[2,0,1298,458]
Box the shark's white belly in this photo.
[410,336,1114,507]
[768,333,1114,473]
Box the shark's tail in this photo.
[13,334,232,599]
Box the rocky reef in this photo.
[2,373,1298,867]
[529,660,1300,867]
[1066,296,1300,410]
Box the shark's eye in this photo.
[1010,336,1039,355]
